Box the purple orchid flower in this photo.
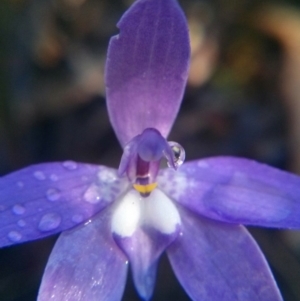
[1,0,300,300]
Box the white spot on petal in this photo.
[144,189,181,234]
[111,190,142,237]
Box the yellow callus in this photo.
[133,182,157,194]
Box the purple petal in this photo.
[167,207,283,301]
[0,162,128,247]
[105,0,190,146]
[159,157,300,228]
[38,208,128,301]
[113,228,178,300]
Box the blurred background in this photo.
[0,0,300,300]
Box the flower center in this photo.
[111,188,181,237]
[118,128,185,197]
[133,182,158,195]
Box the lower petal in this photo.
[111,188,181,300]
[114,227,178,301]
[38,208,128,301]
[167,207,283,301]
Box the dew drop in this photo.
[84,219,92,226]
[34,171,46,180]
[46,188,61,201]
[12,204,25,215]
[50,174,58,181]
[17,181,24,188]
[38,213,61,232]
[8,231,22,242]
[83,184,101,204]
[98,169,116,183]
[62,161,78,170]
[72,214,84,223]
[167,141,185,168]
[17,219,26,227]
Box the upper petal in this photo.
[105,0,190,146]
[159,157,300,228]
[0,162,128,247]
[167,207,283,301]
[38,208,128,301]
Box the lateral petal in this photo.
[167,207,283,301]
[159,157,300,228]
[0,162,128,247]
[38,209,128,301]
[111,188,181,300]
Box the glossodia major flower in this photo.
[0,0,300,300]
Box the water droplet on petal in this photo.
[197,161,209,168]
[8,231,22,242]
[72,214,84,223]
[34,171,46,180]
[38,213,61,232]
[167,141,185,168]
[84,219,92,226]
[12,204,25,215]
[98,169,116,183]
[62,161,77,170]
[17,181,24,188]
[17,219,26,227]
[83,184,101,204]
[50,174,58,181]
[46,188,61,201]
